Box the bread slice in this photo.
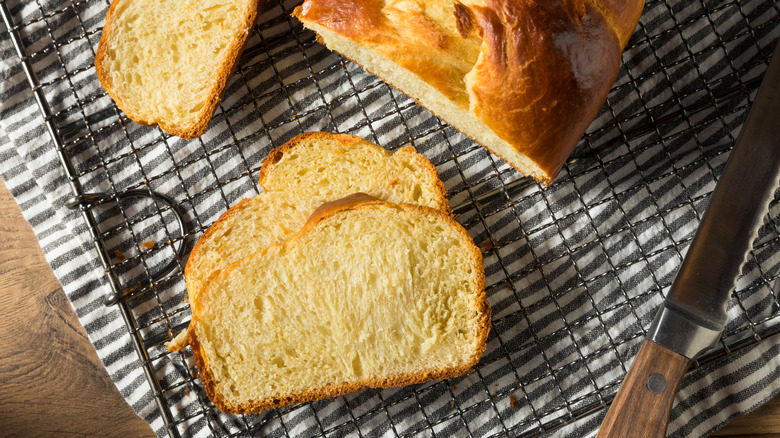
[95,0,260,138]
[258,132,450,213]
[292,0,644,183]
[167,132,450,352]
[188,194,489,413]
[169,198,327,352]
[188,132,449,303]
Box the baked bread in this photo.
[292,0,645,183]
[258,132,450,212]
[95,0,260,138]
[188,194,489,413]
[167,132,450,351]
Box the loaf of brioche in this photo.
[293,0,645,183]
[95,0,260,138]
[188,194,489,413]
[167,132,450,351]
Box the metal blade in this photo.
[648,41,780,359]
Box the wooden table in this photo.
[0,177,777,437]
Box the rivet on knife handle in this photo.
[598,340,691,438]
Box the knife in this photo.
[598,40,780,438]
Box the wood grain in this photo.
[712,395,780,436]
[0,178,154,438]
[599,340,692,438]
[0,175,779,437]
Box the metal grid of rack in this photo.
[3,0,780,436]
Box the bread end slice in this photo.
[95,0,260,138]
[188,194,489,413]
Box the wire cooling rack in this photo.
[3,0,780,436]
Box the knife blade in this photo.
[598,40,780,438]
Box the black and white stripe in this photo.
[2,0,780,437]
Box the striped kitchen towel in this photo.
[2,0,780,436]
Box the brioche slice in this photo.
[95,0,260,138]
[258,132,450,213]
[190,132,448,301]
[167,132,450,352]
[292,0,644,183]
[188,194,489,413]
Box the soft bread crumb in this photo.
[95,0,260,138]
[174,132,450,352]
[189,199,489,413]
[258,132,450,214]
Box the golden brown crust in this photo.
[172,196,272,352]
[183,197,254,302]
[94,0,127,120]
[189,196,490,414]
[593,0,646,47]
[95,0,261,139]
[293,0,645,183]
[303,192,382,228]
[289,49,536,186]
[294,1,480,105]
[464,1,623,181]
[296,0,389,42]
[187,326,223,407]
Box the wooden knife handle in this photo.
[598,340,692,438]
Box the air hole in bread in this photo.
[270,356,285,368]
[352,353,363,377]
[412,184,422,202]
